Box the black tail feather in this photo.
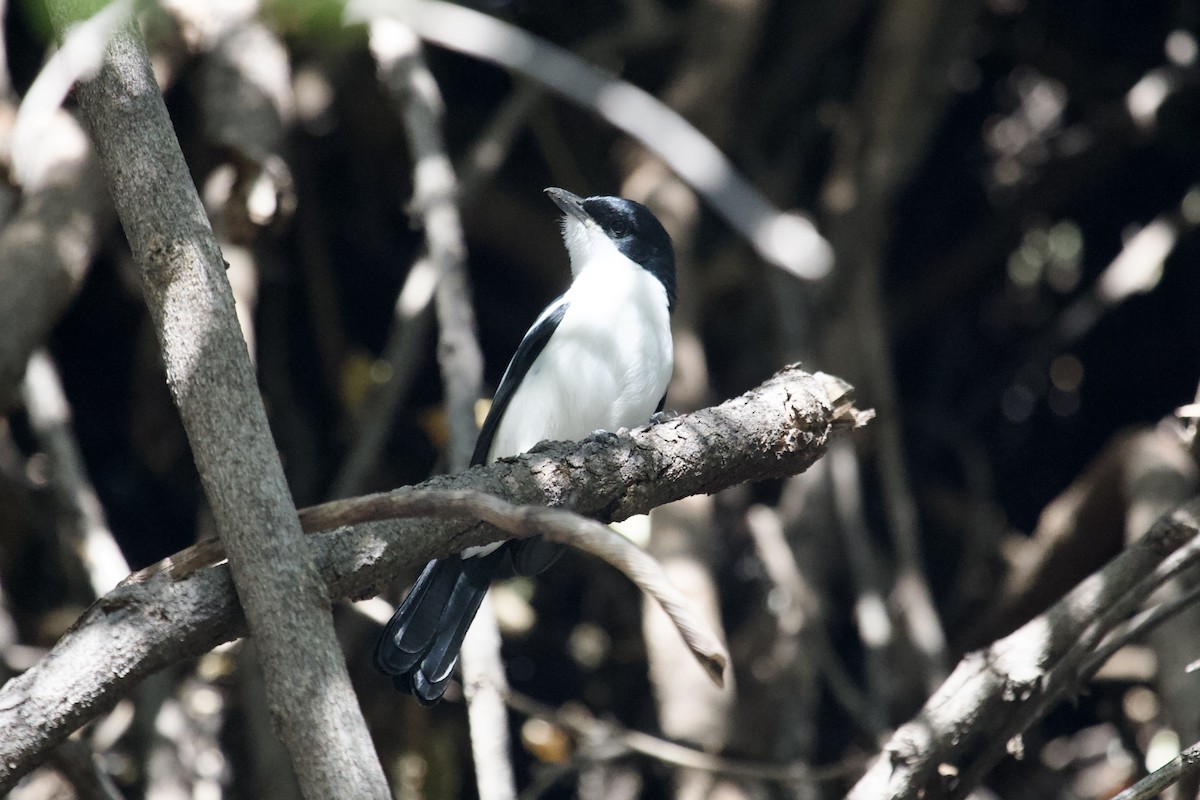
[510,536,563,576]
[375,552,503,704]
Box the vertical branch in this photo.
[641,499,734,798]
[368,18,514,800]
[44,6,390,799]
[369,18,482,460]
[461,594,518,800]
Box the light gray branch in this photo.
[847,497,1200,800]
[1110,738,1200,800]
[0,365,867,792]
[505,691,862,784]
[367,20,482,472]
[367,19,511,800]
[43,6,389,799]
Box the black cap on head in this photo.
[545,188,676,310]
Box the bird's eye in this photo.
[608,220,628,237]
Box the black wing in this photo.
[471,296,569,466]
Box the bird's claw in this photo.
[650,409,679,424]
[586,429,620,445]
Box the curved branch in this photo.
[0,366,867,791]
[505,691,864,784]
[304,488,727,683]
[344,0,833,281]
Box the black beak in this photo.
[545,187,589,223]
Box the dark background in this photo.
[3,0,1200,798]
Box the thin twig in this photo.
[1083,578,1200,677]
[828,442,894,731]
[505,691,862,784]
[302,488,729,683]
[744,502,876,736]
[1110,739,1200,800]
[329,262,436,498]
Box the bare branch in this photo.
[43,5,389,799]
[847,497,1200,800]
[461,594,517,800]
[0,365,864,790]
[505,691,864,785]
[1110,739,1200,800]
[367,19,511,800]
[364,18,482,478]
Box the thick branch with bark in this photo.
[43,6,389,799]
[0,366,867,791]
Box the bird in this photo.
[375,187,676,704]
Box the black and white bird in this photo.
[375,187,676,704]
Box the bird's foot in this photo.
[586,429,621,445]
[650,409,680,424]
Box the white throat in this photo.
[561,216,625,278]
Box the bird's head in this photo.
[545,187,676,310]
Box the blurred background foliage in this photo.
[2,0,1200,798]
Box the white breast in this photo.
[486,251,673,461]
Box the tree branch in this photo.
[367,19,513,800]
[304,487,729,683]
[21,349,130,598]
[0,365,867,791]
[43,6,389,799]
[505,690,863,785]
[1110,737,1200,800]
[847,496,1200,800]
